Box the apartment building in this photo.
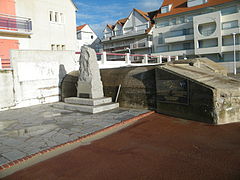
[77,24,101,52]
[102,8,157,59]
[152,0,240,65]
[0,0,77,68]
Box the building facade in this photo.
[0,0,77,68]
[77,24,101,52]
[152,0,240,64]
[102,8,156,61]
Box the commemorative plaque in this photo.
[156,79,189,105]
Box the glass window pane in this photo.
[222,20,238,30]
[221,6,238,15]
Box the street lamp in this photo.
[232,32,237,75]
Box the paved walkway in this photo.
[0,104,149,167]
[3,113,240,180]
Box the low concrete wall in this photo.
[11,50,78,108]
[0,70,15,109]
[61,66,157,110]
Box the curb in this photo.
[0,111,155,178]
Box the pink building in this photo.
[0,0,32,69]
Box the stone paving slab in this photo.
[0,103,149,166]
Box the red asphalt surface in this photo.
[3,113,240,180]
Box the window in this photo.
[91,35,94,39]
[136,24,148,31]
[170,18,176,25]
[222,35,240,46]
[221,6,238,16]
[222,20,238,30]
[183,43,192,50]
[186,15,193,22]
[124,27,133,33]
[77,32,82,40]
[179,17,185,24]
[161,4,172,14]
[168,28,193,38]
[57,45,61,50]
[60,13,64,23]
[198,22,217,36]
[49,11,53,21]
[184,28,193,35]
[161,6,169,13]
[158,33,164,44]
[156,45,169,53]
[188,0,208,8]
[55,12,58,22]
[222,52,240,62]
[199,38,218,48]
[51,44,55,50]
[51,44,65,51]
[156,20,169,28]
[50,11,63,23]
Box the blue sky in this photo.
[73,0,163,37]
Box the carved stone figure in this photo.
[77,46,104,99]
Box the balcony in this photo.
[103,29,147,42]
[130,40,152,49]
[165,35,194,44]
[0,13,32,36]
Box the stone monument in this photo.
[77,46,104,99]
[55,46,119,113]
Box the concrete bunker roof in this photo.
[159,58,240,90]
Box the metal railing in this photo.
[0,13,32,32]
[76,51,179,68]
[0,59,11,69]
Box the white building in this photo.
[16,0,77,51]
[152,0,240,71]
[0,0,77,69]
[76,24,101,52]
[102,8,157,60]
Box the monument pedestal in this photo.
[57,46,119,114]
[54,97,119,114]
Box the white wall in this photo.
[11,50,78,108]
[16,0,77,51]
[0,71,15,109]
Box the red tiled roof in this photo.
[107,24,115,30]
[115,18,128,26]
[76,24,87,31]
[154,0,236,19]
[134,8,150,21]
[106,8,152,31]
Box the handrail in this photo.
[0,13,31,20]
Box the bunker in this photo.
[61,58,240,124]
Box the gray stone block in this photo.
[64,97,112,106]
[53,102,119,114]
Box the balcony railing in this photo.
[0,13,32,33]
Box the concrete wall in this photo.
[155,68,215,124]
[101,66,157,110]
[11,50,78,108]
[60,66,157,110]
[0,70,15,109]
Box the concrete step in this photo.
[52,102,119,114]
[64,97,112,106]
